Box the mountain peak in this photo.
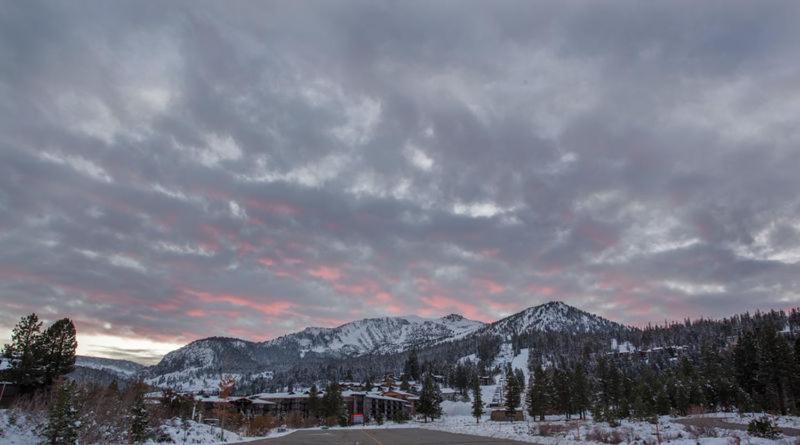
[441,313,465,322]
[488,300,622,335]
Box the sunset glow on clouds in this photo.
[2,1,800,363]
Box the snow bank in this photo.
[0,410,42,445]
[419,414,796,445]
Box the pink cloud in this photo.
[419,294,487,322]
[526,284,557,297]
[308,265,342,282]
[474,278,505,295]
[576,221,619,250]
[258,256,276,267]
[184,289,293,316]
[245,198,301,216]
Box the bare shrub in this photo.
[324,415,339,427]
[246,415,274,436]
[687,405,707,415]
[285,411,304,428]
[684,424,718,438]
[537,423,569,437]
[584,426,634,444]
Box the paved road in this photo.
[237,428,534,444]
[674,417,800,437]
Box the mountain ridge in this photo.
[139,301,626,391]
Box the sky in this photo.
[1,1,800,364]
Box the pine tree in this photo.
[755,325,792,413]
[3,313,44,391]
[399,374,411,391]
[129,387,150,443]
[44,380,79,445]
[417,373,442,422]
[41,319,77,386]
[654,380,671,415]
[404,350,420,381]
[527,366,549,421]
[734,330,759,398]
[307,384,320,419]
[321,382,344,422]
[471,377,483,423]
[504,370,520,419]
[514,368,526,393]
[553,368,572,419]
[792,337,800,413]
[572,364,590,419]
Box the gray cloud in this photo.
[1,0,799,361]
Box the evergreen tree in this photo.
[793,337,800,413]
[416,372,442,422]
[527,366,549,421]
[514,368,526,393]
[307,384,320,419]
[3,313,44,390]
[593,357,618,421]
[399,374,411,392]
[44,380,79,445]
[755,326,793,414]
[504,369,521,419]
[41,319,77,386]
[471,377,484,423]
[572,364,590,419]
[552,368,572,419]
[654,380,671,415]
[404,350,420,381]
[321,382,344,420]
[453,364,470,396]
[129,387,150,443]
[631,377,654,420]
[364,376,373,392]
[734,330,759,398]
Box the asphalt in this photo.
[236,428,534,444]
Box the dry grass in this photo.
[584,426,636,444]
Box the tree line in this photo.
[494,319,800,422]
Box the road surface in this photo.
[236,428,535,444]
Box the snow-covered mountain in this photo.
[74,355,145,377]
[145,314,484,385]
[66,355,146,386]
[267,313,485,356]
[483,301,625,336]
[135,302,627,391]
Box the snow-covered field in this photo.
[0,410,291,445]
[699,412,800,429]
[5,403,800,445]
[422,413,799,445]
[428,401,800,445]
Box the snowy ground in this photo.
[424,401,800,445]
[698,412,800,429]
[0,410,41,445]
[0,410,290,445]
[5,405,800,445]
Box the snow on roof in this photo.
[384,390,415,397]
[196,395,246,403]
[251,392,311,399]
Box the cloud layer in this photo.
[2,0,800,362]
